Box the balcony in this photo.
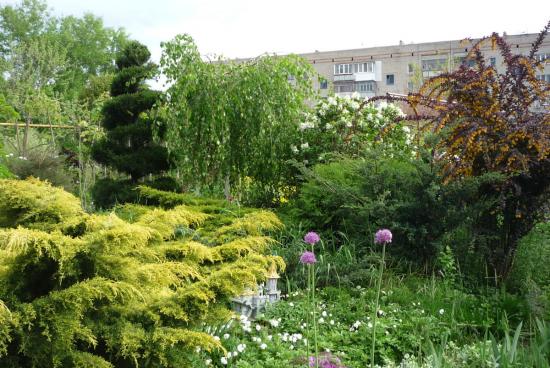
[422,70,442,78]
[334,74,355,82]
[333,61,382,82]
[334,91,375,99]
[354,72,377,82]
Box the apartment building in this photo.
[297,33,550,99]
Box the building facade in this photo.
[297,33,550,99]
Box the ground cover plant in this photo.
[189,278,550,367]
[0,178,284,367]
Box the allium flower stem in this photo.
[311,254,319,368]
[371,242,386,368]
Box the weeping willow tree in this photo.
[0,178,284,367]
[159,34,316,201]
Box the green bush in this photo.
[282,154,443,263]
[508,221,550,319]
[280,152,505,283]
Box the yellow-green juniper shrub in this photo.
[0,178,284,367]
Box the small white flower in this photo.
[330,320,335,325]
[321,311,328,317]
[290,145,298,154]
[367,322,373,328]
[267,335,273,340]
[269,319,280,328]
[439,308,445,315]
[255,324,261,331]
[318,317,325,323]
[289,302,294,307]
[260,343,267,350]
[205,359,212,365]
[223,333,230,339]
[299,121,315,131]
[221,357,228,365]
[213,336,220,341]
[300,142,309,150]
[237,343,246,353]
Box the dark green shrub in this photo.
[281,152,505,283]
[508,221,550,319]
[283,154,443,263]
[90,178,137,209]
[91,177,182,209]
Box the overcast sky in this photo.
[5,0,549,63]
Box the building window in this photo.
[534,53,549,62]
[386,74,394,85]
[407,81,414,92]
[320,80,328,89]
[458,58,476,68]
[353,62,375,73]
[408,63,415,74]
[335,84,353,93]
[334,63,352,75]
[356,82,374,92]
[490,57,496,67]
[422,58,447,71]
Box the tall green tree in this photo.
[90,41,172,207]
[160,34,315,199]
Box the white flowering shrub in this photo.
[293,94,413,167]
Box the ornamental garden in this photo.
[0,2,549,367]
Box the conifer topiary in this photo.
[91,41,173,208]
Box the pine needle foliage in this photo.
[0,178,285,367]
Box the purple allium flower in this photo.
[304,231,321,245]
[308,354,344,368]
[374,229,392,244]
[300,251,317,264]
